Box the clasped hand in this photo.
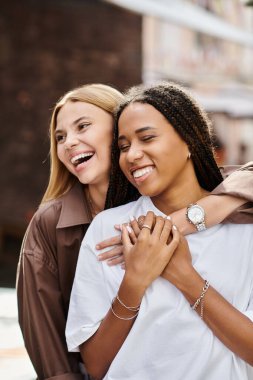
[121,211,192,290]
[96,211,193,290]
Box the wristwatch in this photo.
[186,203,206,232]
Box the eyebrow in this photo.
[118,126,156,141]
[55,116,91,133]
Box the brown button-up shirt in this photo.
[16,163,253,380]
[17,183,91,380]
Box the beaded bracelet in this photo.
[191,280,210,319]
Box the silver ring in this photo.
[142,224,151,230]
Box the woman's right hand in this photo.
[161,232,194,290]
[121,211,180,291]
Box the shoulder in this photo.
[32,198,63,231]
[98,200,138,220]
[23,198,63,253]
[213,223,253,245]
[225,222,253,235]
[82,198,143,245]
[93,197,146,227]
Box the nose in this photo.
[126,144,144,163]
[64,132,79,150]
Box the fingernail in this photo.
[166,215,171,220]
[126,225,133,234]
[130,215,135,222]
[121,263,125,270]
[95,244,100,249]
[172,225,177,230]
[97,254,103,261]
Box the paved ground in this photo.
[0,287,36,380]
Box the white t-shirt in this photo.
[66,196,253,380]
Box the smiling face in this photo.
[56,100,113,188]
[118,102,192,199]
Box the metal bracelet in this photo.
[111,301,139,321]
[191,280,210,311]
[116,295,140,312]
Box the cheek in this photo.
[119,155,126,173]
[119,155,130,178]
[95,129,113,155]
[100,143,112,162]
[56,145,63,160]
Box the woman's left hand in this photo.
[96,217,143,266]
[96,234,124,266]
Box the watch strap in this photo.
[196,221,206,232]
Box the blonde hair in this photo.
[42,84,123,203]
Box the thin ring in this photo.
[142,224,151,230]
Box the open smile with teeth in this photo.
[132,166,154,179]
[71,152,94,166]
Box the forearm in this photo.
[171,195,246,235]
[82,214,180,379]
[175,270,253,365]
[81,275,146,380]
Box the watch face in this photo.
[188,205,204,224]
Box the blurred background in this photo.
[0,0,253,378]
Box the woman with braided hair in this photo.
[66,82,253,380]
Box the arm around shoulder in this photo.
[211,161,253,223]
[170,162,253,234]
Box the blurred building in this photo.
[142,0,253,165]
[106,0,253,164]
[0,0,142,286]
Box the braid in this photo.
[106,82,223,208]
[105,120,139,209]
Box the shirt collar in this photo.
[57,182,91,228]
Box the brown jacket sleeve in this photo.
[16,204,83,380]
[211,161,253,223]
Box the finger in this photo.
[152,216,166,239]
[140,211,155,236]
[122,222,137,243]
[107,254,124,266]
[96,234,121,250]
[179,234,189,249]
[129,215,141,239]
[121,224,132,248]
[137,215,145,229]
[97,245,123,261]
[138,214,157,231]
[160,217,173,244]
[167,225,180,252]
[127,224,138,244]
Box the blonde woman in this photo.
[17,83,252,380]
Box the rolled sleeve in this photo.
[212,162,253,223]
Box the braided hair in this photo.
[105,82,223,209]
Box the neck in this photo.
[86,182,108,217]
[151,167,209,215]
